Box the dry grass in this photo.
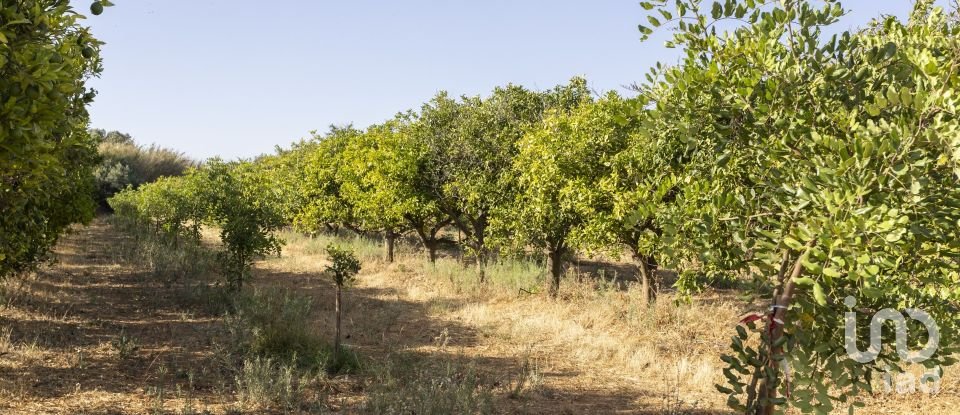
[0,221,957,414]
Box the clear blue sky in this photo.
[83,1,936,160]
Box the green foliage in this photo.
[0,0,110,277]
[226,288,324,365]
[253,139,318,226]
[224,287,360,378]
[494,93,648,294]
[336,117,452,261]
[412,78,592,271]
[639,0,960,412]
[109,159,285,290]
[100,5,960,412]
[200,160,285,290]
[91,129,196,207]
[325,244,361,287]
[294,125,363,234]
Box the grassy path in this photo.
[1,220,956,414]
[0,220,231,414]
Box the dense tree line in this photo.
[0,1,110,277]
[109,0,960,413]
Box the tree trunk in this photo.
[753,246,811,415]
[477,249,488,283]
[413,225,440,263]
[235,254,244,291]
[638,258,652,306]
[473,218,488,283]
[384,232,396,263]
[634,254,658,306]
[546,247,564,297]
[334,285,342,353]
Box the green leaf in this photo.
[862,287,884,299]
[813,283,827,306]
[793,277,816,286]
[823,267,842,278]
[801,257,823,273]
[783,236,804,250]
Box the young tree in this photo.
[324,245,361,354]
[198,160,285,290]
[640,0,960,412]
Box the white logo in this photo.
[843,296,939,364]
[844,296,941,394]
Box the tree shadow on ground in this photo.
[0,219,732,414]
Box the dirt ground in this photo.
[0,220,957,414]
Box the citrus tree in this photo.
[295,126,363,235]
[639,0,960,412]
[586,92,686,304]
[204,160,284,290]
[413,79,591,279]
[0,0,111,277]
[255,139,318,226]
[338,117,452,262]
[495,93,660,297]
[337,121,411,262]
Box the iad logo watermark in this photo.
[843,296,941,394]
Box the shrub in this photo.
[235,356,324,411]
[363,353,494,415]
[226,288,324,366]
[91,129,196,208]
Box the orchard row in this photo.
[112,2,960,412]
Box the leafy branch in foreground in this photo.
[639,0,960,413]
